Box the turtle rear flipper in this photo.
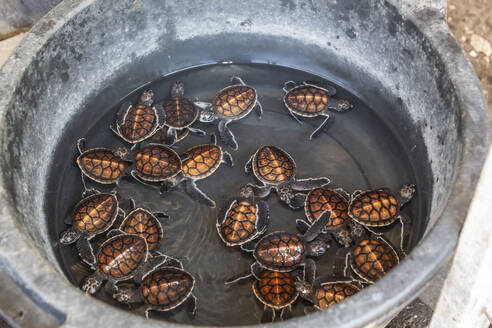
[309,115,331,140]
[184,180,216,208]
[218,120,238,150]
[77,237,96,266]
[261,307,276,323]
[292,177,330,190]
[186,294,197,317]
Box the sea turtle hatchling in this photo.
[113,260,197,318]
[59,191,123,265]
[217,185,269,247]
[198,76,262,150]
[225,210,331,284]
[245,145,330,209]
[252,270,299,322]
[161,81,206,145]
[283,81,354,139]
[81,232,170,294]
[110,89,166,144]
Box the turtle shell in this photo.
[133,145,182,182]
[181,144,223,180]
[215,85,257,120]
[163,97,199,129]
[348,190,399,227]
[140,267,194,311]
[218,200,259,246]
[305,188,348,230]
[314,282,360,310]
[77,148,129,184]
[252,146,296,186]
[351,238,399,282]
[96,234,148,280]
[254,232,306,272]
[284,85,330,117]
[120,209,163,252]
[150,126,189,144]
[117,104,159,143]
[72,193,119,237]
[252,271,298,310]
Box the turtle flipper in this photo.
[303,258,316,284]
[333,187,351,202]
[248,184,273,199]
[310,115,331,140]
[133,254,168,283]
[218,120,238,150]
[261,307,275,323]
[280,305,293,320]
[288,193,306,209]
[184,180,216,208]
[76,237,96,267]
[188,126,206,136]
[256,201,270,234]
[327,97,353,112]
[296,218,311,235]
[399,212,412,255]
[155,104,166,127]
[131,171,160,190]
[244,154,254,173]
[193,101,213,110]
[255,101,263,118]
[240,239,257,252]
[186,294,197,317]
[282,80,297,93]
[287,108,303,125]
[166,127,177,146]
[292,177,330,191]
[117,101,132,127]
[221,151,234,167]
[303,210,331,242]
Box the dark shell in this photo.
[150,126,189,144]
[215,85,257,120]
[348,190,399,227]
[163,97,199,129]
[315,282,360,309]
[305,188,348,230]
[253,146,295,186]
[72,193,118,236]
[77,148,129,184]
[254,232,306,272]
[133,145,181,182]
[218,200,259,246]
[118,104,159,143]
[181,144,222,180]
[120,209,163,252]
[283,85,330,117]
[139,267,194,311]
[351,238,399,282]
[96,234,147,280]
[252,270,298,309]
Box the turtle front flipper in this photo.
[303,258,316,284]
[248,184,273,199]
[296,218,311,235]
[254,101,263,118]
[218,120,238,150]
[183,180,216,208]
[292,177,330,191]
[221,150,234,167]
[309,115,331,140]
[166,127,178,146]
[398,212,412,255]
[240,239,257,252]
[77,237,96,267]
[256,201,270,235]
[155,103,166,128]
[303,210,332,242]
[186,294,197,317]
[287,193,307,210]
[188,126,206,136]
[116,101,132,127]
[225,262,261,284]
[133,254,169,283]
[244,154,254,173]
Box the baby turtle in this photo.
[111,89,166,144]
[226,210,331,284]
[348,184,415,252]
[113,260,197,318]
[198,76,262,150]
[162,81,205,145]
[150,125,189,144]
[81,232,169,294]
[217,185,269,247]
[59,191,122,265]
[253,270,299,322]
[76,138,129,185]
[245,145,330,209]
[283,81,353,139]
[295,278,360,311]
[296,188,365,248]
[117,198,166,253]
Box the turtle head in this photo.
[239,185,254,198]
[278,186,294,203]
[81,274,103,295]
[336,99,353,110]
[295,281,314,299]
[139,90,154,106]
[308,240,329,257]
[199,108,217,123]
[113,287,138,304]
[334,227,353,248]
[171,81,185,97]
[399,184,416,205]
[59,228,80,245]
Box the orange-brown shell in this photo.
[133,145,181,182]
[150,126,189,144]
[218,200,259,246]
[181,144,223,180]
[252,146,295,186]
[351,238,399,282]
[96,234,147,280]
[140,267,194,311]
[72,193,118,236]
[315,282,360,309]
[284,85,330,117]
[215,85,257,120]
[348,190,399,227]
[77,148,129,184]
[117,104,158,143]
[254,232,306,271]
[163,97,198,129]
[305,188,348,230]
[120,209,163,252]
[253,271,298,309]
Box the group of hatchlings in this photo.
[59,76,416,322]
